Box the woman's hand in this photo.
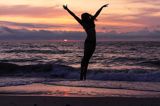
[63,4,68,10]
[102,4,109,8]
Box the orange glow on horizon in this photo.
[0,0,159,32]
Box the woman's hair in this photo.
[81,13,97,22]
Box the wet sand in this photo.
[0,83,160,106]
[1,83,160,97]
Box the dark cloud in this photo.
[0,26,160,41]
[0,21,63,28]
[0,26,85,40]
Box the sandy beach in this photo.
[0,95,160,106]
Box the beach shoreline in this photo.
[1,83,160,97]
[0,83,160,106]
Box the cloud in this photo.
[0,21,63,29]
[129,0,160,5]
[0,2,159,33]
[100,0,160,31]
[101,5,160,31]
[0,26,160,41]
[0,21,83,31]
[0,26,85,40]
[0,5,66,18]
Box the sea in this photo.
[0,40,160,97]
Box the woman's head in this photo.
[81,13,92,22]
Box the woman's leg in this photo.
[83,60,89,80]
[81,43,95,80]
[80,56,89,80]
[82,50,94,80]
[80,58,85,80]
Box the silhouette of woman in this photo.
[63,4,108,80]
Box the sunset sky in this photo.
[0,0,160,41]
[0,0,160,33]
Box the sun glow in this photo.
[63,39,68,42]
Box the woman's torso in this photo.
[82,19,96,43]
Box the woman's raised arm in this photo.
[63,5,82,25]
[92,4,109,20]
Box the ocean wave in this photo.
[51,67,160,82]
[111,57,146,63]
[0,77,48,87]
[111,57,160,67]
[4,49,71,54]
[0,62,52,74]
[139,59,160,67]
[0,58,39,63]
[0,62,160,82]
